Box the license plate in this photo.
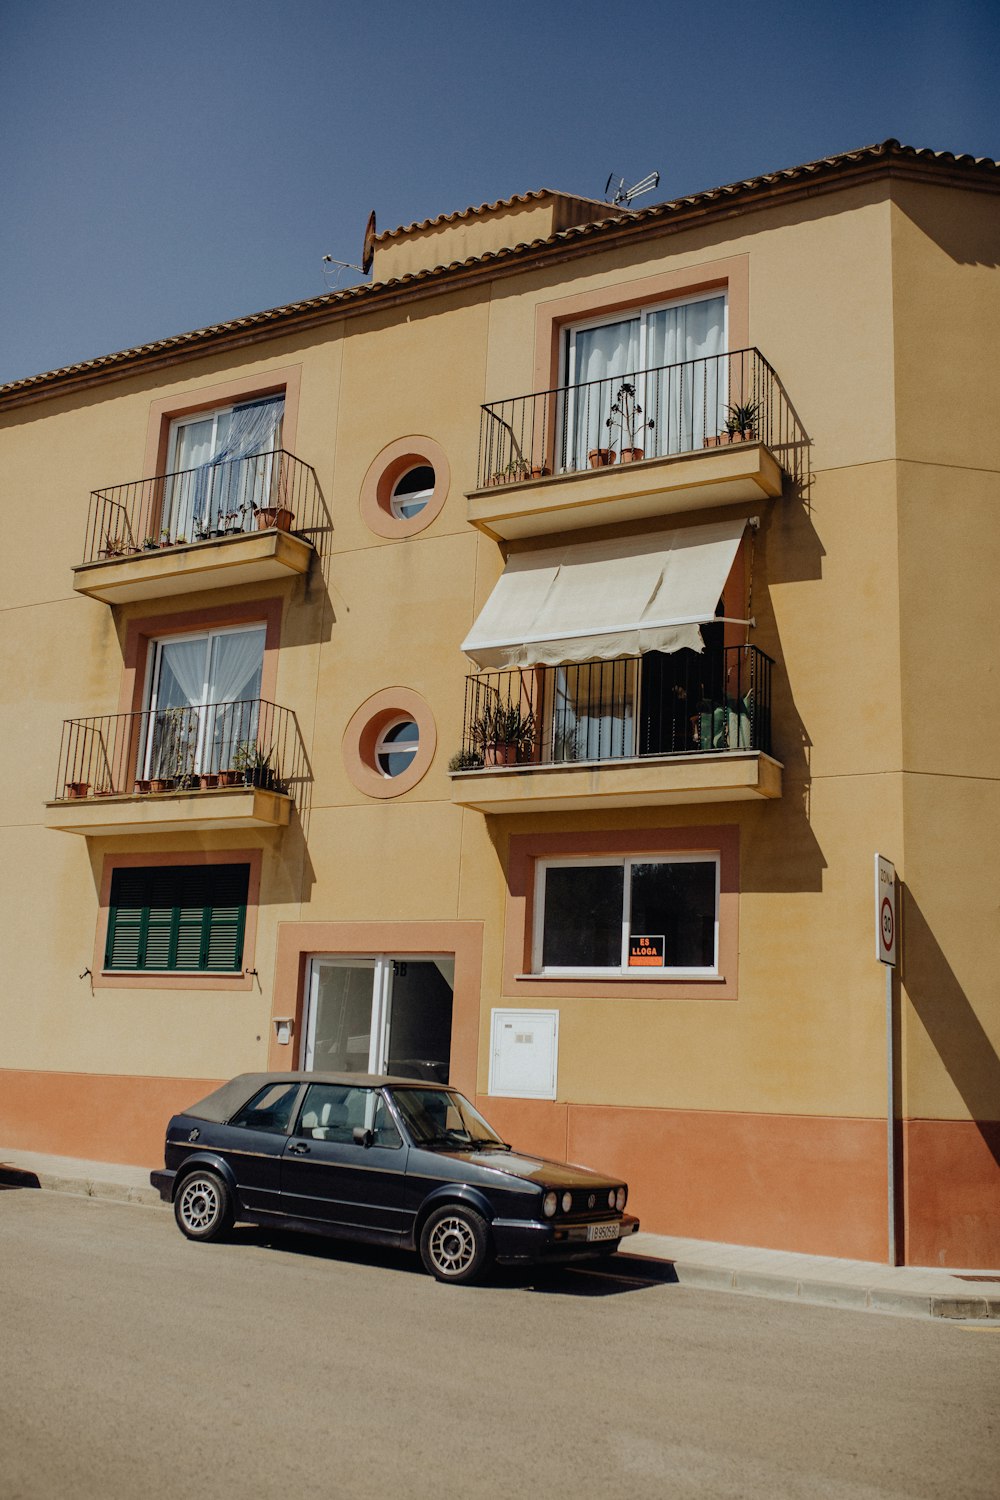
[587,1221,620,1242]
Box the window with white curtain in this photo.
[560,295,726,471]
[162,396,284,542]
[144,625,266,778]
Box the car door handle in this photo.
[287,1141,310,1155]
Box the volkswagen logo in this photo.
[587,1193,596,1210]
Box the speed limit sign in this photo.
[875,854,897,966]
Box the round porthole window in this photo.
[361,437,450,538]
[375,717,419,777]
[390,466,435,521]
[343,688,437,799]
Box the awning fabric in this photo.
[461,517,747,670]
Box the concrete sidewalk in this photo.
[3,1145,998,1321]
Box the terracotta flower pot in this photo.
[65,781,90,799]
[216,770,240,788]
[619,447,645,464]
[255,507,294,532]
[483,742,520,767]
[149,777,175,794]
[134,779,152,794]
[198,772,219,790]
[588,448,617,468]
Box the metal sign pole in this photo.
[885,962,896,1266]
[875,853,898,1266]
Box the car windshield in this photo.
[389,1088,508,1150]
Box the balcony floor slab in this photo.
[73,529,313,604]
[467,442,783,540]
[45,787,291,835]
[450,751,782,814]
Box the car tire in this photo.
[174,1170,234,1242]
[419,1205,490,1285]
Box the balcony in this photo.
[468,349,799,540]
[73,450,324,603]
[45,699,308,835]
[449,645,781,814]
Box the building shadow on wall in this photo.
[902,883,1000,1166]
[738,488,827,893]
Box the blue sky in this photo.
[1,0,997,386]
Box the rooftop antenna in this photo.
[604,170,661,208]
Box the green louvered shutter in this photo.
[105,864,249,973]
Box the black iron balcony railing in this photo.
[455,645,772,769]
[83,449,324,565]
[477,348,801,491]
[53,699,308,811]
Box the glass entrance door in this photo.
[302,956,454,1083]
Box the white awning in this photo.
[461,517,748,669]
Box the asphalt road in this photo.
[1,1190,997,1500]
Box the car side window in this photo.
[296,1084,402,1148]
[229,1083,300,1134]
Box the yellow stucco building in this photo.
[2,139,997,1266]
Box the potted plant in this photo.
[142,536,158,551]
[149,705,195,792]
[447,749,485,772]
[253,502,294,532]
[471,701,536,766]
[232,740,277,790]
[706,399,760,447]
[588,446,617,468]
[65,781,90,799]
[159,528,172,548]
[134,778,152,794]
[724,399,759,443]
[198,771,219,790]
[606,381,654,463]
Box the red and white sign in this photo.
[875,854,897,967]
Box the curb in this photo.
[0,1163,164,1209]
[617,1250,1000,1322]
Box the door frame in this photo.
[301,953,454,1075]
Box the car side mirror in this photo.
[352,1126,374,1148]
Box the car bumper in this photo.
[150,1169,176,1202]
[492,1213,640,1265]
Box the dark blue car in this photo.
[152,1072,638,1284]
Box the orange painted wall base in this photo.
[3,1069,996,1267]
[0,1070,223,1168]
[904,1118,1000,1267]
[478,1095,889,1262]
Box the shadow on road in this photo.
[234,1225,675,1296]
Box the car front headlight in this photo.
[608,1190,616,1209]
[561,1191,573,1214]
[616,1187,627,1212]
[543,1190,558,1218]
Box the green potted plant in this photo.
[232,740,277,790]
[150,705,195,792]
[606,381,654,463]
[447,749,485,772]
[725,399,759,442]
[471,701,536,766]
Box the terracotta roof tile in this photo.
[3,140,996,403]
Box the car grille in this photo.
[560,1188,621,1219]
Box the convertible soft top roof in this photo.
[180,1072,449,1123]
